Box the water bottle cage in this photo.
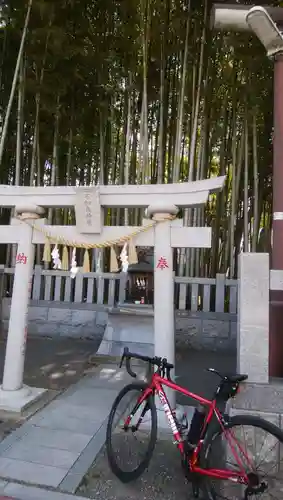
[173,411,188,436]
[177,421,188,433]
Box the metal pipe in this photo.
[272,54,283,269]
[269,54,283,377]
[210,4,283,32]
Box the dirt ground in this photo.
[0,336,235,397]
[0,336,100,391]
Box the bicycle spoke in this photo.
[203,420,283,500]
[255,440,279,470]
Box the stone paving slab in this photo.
[0,364,143,493]
[4,442,80,469]
[0,458,67,488]
[0,482,92,500]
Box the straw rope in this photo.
[17,214,175,250]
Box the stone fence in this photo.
[0,265,238,350]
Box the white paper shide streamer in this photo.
[120,242,129,273]
[51,245,62,270]
[70,247,78,279]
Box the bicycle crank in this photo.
[244,472,268,498]
[192,482,199,498]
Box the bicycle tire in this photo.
[200,414,283,499]
[106,382,157,483]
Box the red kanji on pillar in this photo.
[16,253,27,264]
[156,257,169,270]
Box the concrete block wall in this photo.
[176,311,237,351]
[1,298,236,350]
[1,299,108,340]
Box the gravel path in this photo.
[79,439,194,500]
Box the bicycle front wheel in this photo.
[106,382,157,483]
[202,414,283,499]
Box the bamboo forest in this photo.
[0,0,281,277]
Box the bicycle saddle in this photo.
[227,373,248,383]
[207,368,248,383]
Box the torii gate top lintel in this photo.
[0,176,225,209]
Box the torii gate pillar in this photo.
[147,202,179,364]
[0,205,46,411]
[147,203,178,406]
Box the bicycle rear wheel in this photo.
[201,414,283,499]
[106,382,157,483]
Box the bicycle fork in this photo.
[123,388,152,431]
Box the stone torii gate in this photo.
[0,177,225,412]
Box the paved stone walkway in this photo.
[0,363,142,494]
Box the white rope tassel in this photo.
[51,245,62,270]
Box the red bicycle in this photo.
[106,347,283,499]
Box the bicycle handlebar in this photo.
[120,347,174,381]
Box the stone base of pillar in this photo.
[97,308,154,358]
[0,385,46,413]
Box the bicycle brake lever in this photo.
[119,354,125,369]
[119,347,129,368]
[166,367,172,382]
[125,356,137,378]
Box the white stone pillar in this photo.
[237,252,269,384]
[0,205,46,411]
[147,202,178,409]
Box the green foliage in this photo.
[0,0,279,275]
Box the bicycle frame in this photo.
[130,371,250,484]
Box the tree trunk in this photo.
[48,96,60,225]
[0,0,33,165]
[173,8,190,183]
[124,75,132,225]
